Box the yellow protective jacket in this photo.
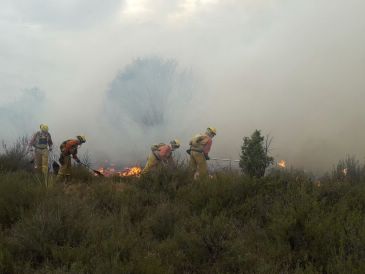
[189,134,212,156]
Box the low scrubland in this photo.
[0,140,364,273]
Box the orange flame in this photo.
[96,164,142,177]
[278,160,286,169]
[120,166,142,177]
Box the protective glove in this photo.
[186,149,191,155]
[75,158,81,164]
[205,155,210,160]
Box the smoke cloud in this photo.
[1,0,364,173]
[0,88,45,139]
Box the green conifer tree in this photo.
[239,130,274,177]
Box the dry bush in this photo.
[0,137,32,172]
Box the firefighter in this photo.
[57,135,86,182]
[188,127,216,179]
[142,139,181,175]
[29,124,53,176]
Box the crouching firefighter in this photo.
[29,124,53,176]
[187,127,216,180]
[142,140,181,175]
[57,135,86,182]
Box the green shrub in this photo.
[0,172,44,229]
[239,130,274,178]
[87,183,124,215]
[7,191,92,271]
[0,167,364,273]
[0,232,14,274]
[69,165,95,183]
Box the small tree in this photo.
[239,130,274,178]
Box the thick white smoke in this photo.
[1,0,365,172]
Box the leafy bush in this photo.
[239,130,274,178]
[8,192,92,270]
[69,165,95,183]
[0,172,44,229]
[0,167,365,273]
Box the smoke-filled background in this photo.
[1,0,364,173]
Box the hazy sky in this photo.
[1,0,364,172]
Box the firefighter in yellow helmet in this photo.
[188,127,216,179]
[57,135,86,182]
[29,124,53,176]
[142,139,181,175]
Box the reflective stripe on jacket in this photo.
[29,131,53,149]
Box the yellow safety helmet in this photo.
[40,124,49,132]
[77,135,86,144]
[207,127,217,136]
[170,139,181,149]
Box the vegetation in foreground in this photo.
[0,138,365,273]
[0,166,364,274]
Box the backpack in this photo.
[151,143,166,152]
[190,134,205,147]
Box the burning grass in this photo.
[95,164,142,177]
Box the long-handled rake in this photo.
[79,162,104,177]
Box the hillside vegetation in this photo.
[0,139,364,273]
[0,167,364,274]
